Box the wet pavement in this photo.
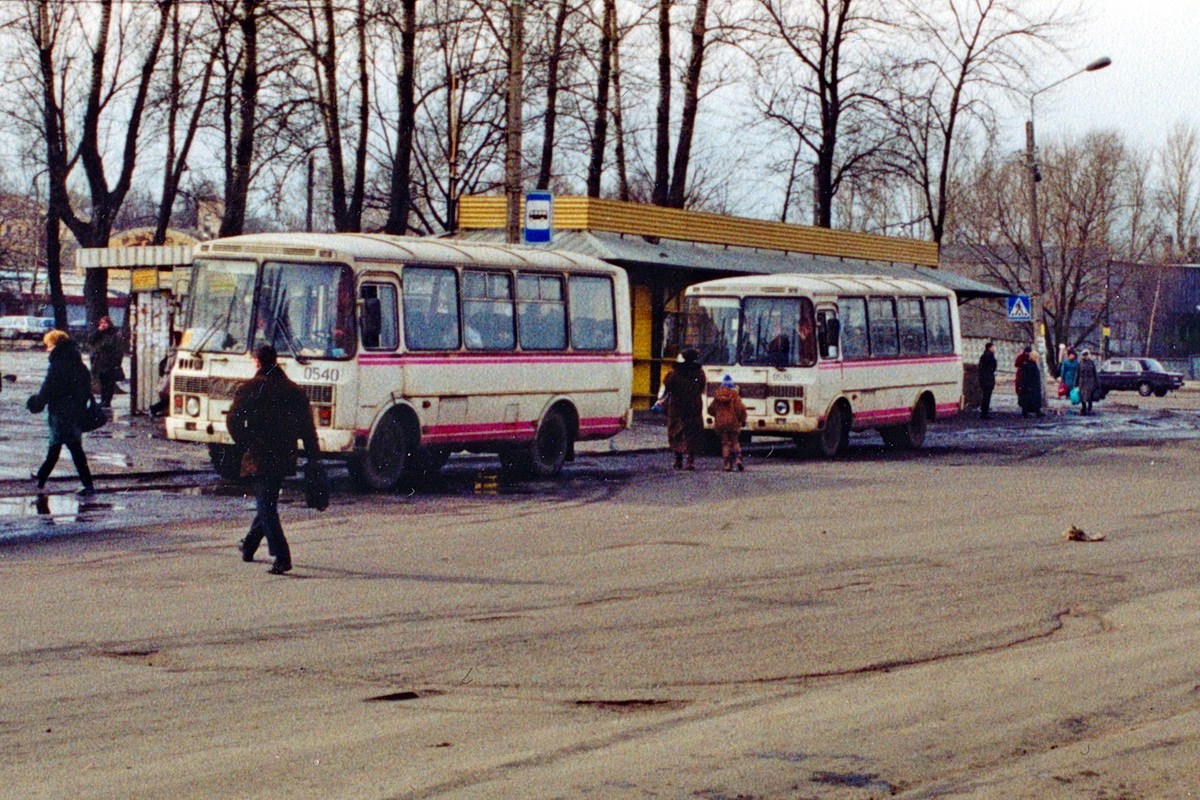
[5,342,1200,511]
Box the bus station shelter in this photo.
[76,237,195,415]
[455,196,1007,408]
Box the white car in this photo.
[0,316,55,340]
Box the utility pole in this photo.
[505,0,525,244]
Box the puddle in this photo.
[0,493,123,525]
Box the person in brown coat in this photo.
[662,347,706,470]
[227,345,319,574]
[707,374,747,471]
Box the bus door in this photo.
[358,277,403,422]
[815,306,842,405]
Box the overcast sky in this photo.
[1012,0,1200,154]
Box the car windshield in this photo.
[1140,359,1166,372]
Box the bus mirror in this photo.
[360,297,382,342]
[827,317,841,346]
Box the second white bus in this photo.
[166,233,633,488]
[680,273,963,455]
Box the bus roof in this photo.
[684,273,957,298]
[194,232,623,274]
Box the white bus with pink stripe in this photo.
[681,274,962,456]
[166,233,632,489]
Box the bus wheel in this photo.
[805,403,848,458]
[208,443,243,481]
[505,410,570,477]
[351,415,409,491]
[881,404,929,450]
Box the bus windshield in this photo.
[683,296,740,365]
[254,261,356,359]
[182,259,258,354]
[683,295,817,367]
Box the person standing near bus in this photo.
[228,345,319,575]
[1017,349,1045,418]
[89,315,125,409]
[978,342,997,419]
[1059,348,1079,397]
[663,347,706,470]
[707,374,747,471]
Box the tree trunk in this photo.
[221,0,259,238]
[385,0,417,235]
[666,0,707,208]
[652,0,672,206]
[611,14,629,202]
[586,0,615,198]
[537,0,570,190]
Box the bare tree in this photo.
[887,0,1061,243]
[384,0,418,234]
[750,0,897,228]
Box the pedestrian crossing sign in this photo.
[1007,295,1031,321]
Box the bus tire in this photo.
[881,403,929,450]
[804,402,848,458]
[351,414,409,491]
[208,443,243,481]
[504,409,570,477]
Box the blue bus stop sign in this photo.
[1007,295,1031,321]
[524,191,553,244]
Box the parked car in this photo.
[1096,357,1185,398]
[0,316,54,341]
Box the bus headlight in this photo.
[185,396,201,417]
[774,399,790,416]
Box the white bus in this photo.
[680,274,963,456]
[166,233,633,489]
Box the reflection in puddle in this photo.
[0,493,121,524]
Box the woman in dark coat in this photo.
[1017,350,1045,418]
[227,345,319,574]
[27,330,95,494]
[1076,349,1099,415]
[662,348,706,470]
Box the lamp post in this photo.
[1025,56,1112,369]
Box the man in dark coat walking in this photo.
[978,341,997,419]
[227,345,319,574]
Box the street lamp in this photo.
[1025,56,1112,368]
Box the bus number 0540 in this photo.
[303,366,340,383]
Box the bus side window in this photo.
[898,297,926,356]
[463,271,515,351]
[360,283,398,350]
[868,297,898,357]
[836,297,869,360]
[925,297,954,354]
[568,275,616,350]
[517,273,566,350]
[403,267,460,350]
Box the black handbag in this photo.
[79,396,108,433]
[303,459,330,511]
